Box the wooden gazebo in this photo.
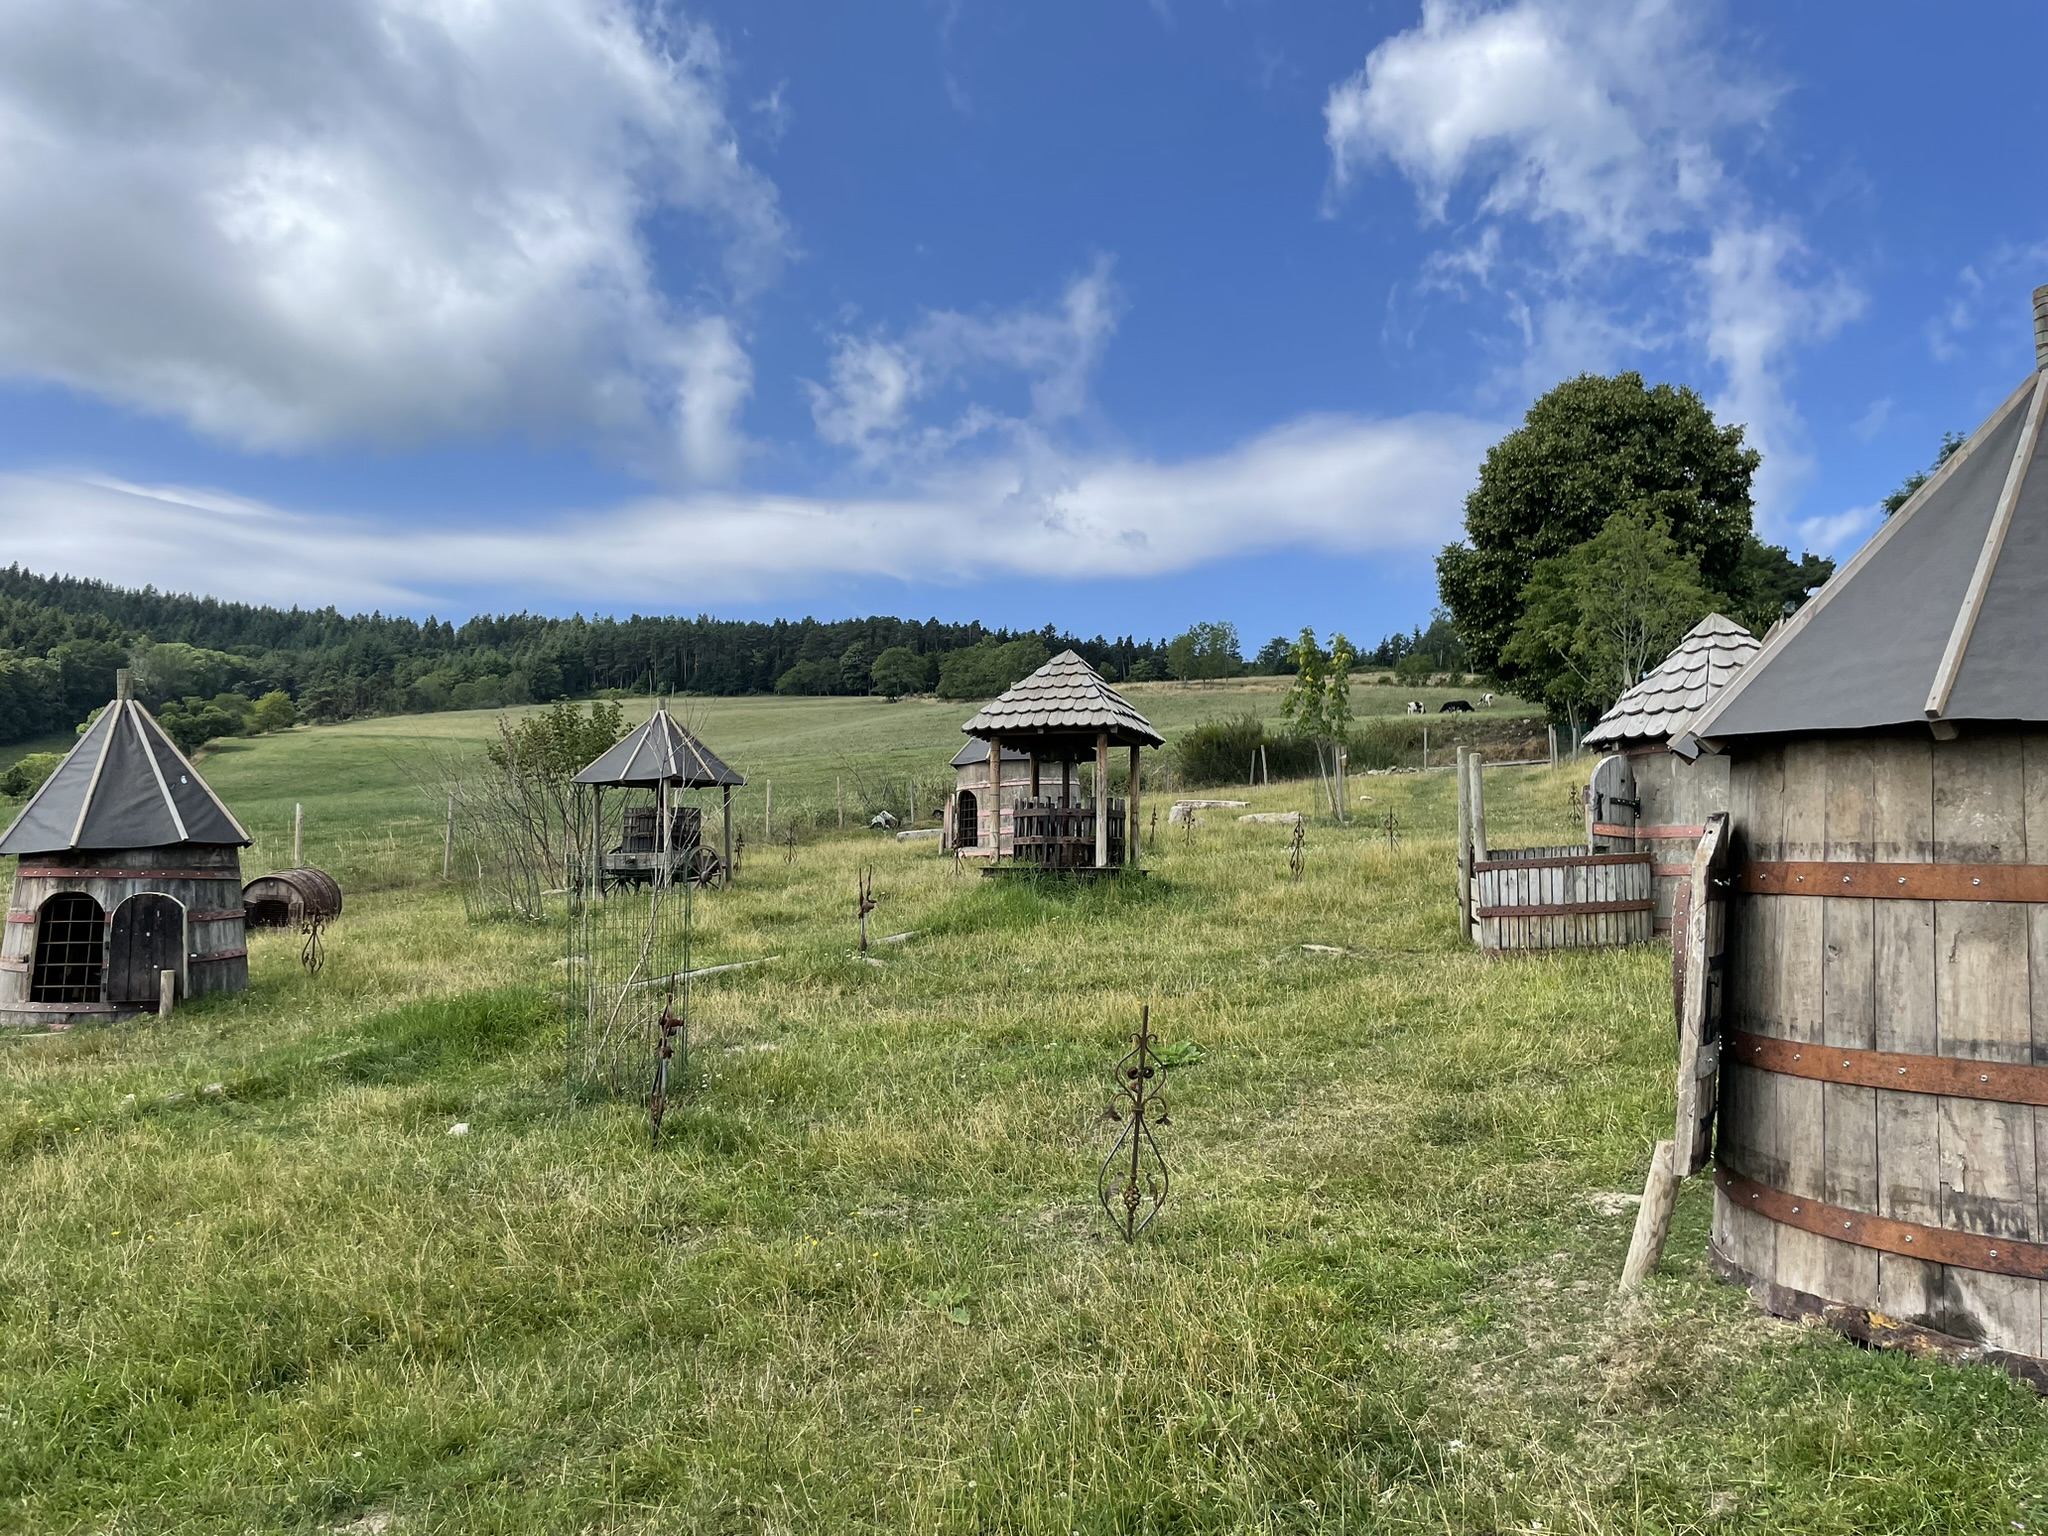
[955,651,1163,873]
[1659,284,2048,1383]
[573,708,745,889]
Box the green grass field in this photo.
[4,687,2045,1534]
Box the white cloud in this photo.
[1325,0,1858,536]
[0,410,1499,610]
[807,258,1121,467]
[0,0,782,478]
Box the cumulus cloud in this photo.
[1325,0,1860,539]
[0,410,1499,609]
[0,0,782,478]
[807,258,1121,467]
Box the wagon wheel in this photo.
[686,845,724,887]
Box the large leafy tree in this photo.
[1502,508,1714,733]
[1438,372,1759,682]
[1165,621,1243,680]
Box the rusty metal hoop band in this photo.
[1729,1029,2048,1107]
[1717,1168,2048,1282]
[1739,861,2048,902]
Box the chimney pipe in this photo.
[2035,284,2048,371]
[116,667,132,701]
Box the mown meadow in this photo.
[3,682,2046,1534]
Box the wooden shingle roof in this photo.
[1583,614,1759,748]
[960,651,1164,748]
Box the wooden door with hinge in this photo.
[1588,753,1639,851]
[107,894,184,1005]
[1672,811,1729,1175]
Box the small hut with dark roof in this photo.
[949,651,1163,872]
[1664,285,2048,1383]
[573,706,746,888]
[1582,613,1760,930]
[0,671,251,1027]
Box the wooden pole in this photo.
[765,780,772,841]
[987,737,1001,860]
[443,792,455,880]
[1127,744,1141,869]
[722,785,733,887]
[1548,724,1559,769]
[836,776,843,829]
[1469,752,1488,862]
[1260,744,1268,786]
[1618,1140,1680,1295]
[1455,746,1471,929]
[1093,732,1109,869]
[293,803,303,867]
[1422,727,1429,772]
[909,780,917,827]
[157,968,176,1020]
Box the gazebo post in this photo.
[722,784,732,888]
[1127,743,1141,868]
[1094,731,1109,869]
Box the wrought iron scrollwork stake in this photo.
[649,1005,686,1147]
[1099,1005,1170,1241]
[1289,821,1305,883]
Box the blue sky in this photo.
[0,0,2042,651]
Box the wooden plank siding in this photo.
[1473,850,1654,951]
[1713,729,2048,1367]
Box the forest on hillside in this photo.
[0,565,1459,751]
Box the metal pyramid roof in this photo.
[0,696,251,855]
[1686,363,2048,745]
[573,708,745,788]
[1584,613,1759,747]
[960,650,1164,748]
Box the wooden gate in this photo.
[1672,812,1729,1174]
[1587,753,1639,851]
[1472,848,1655,951]
[107,894,184,1004]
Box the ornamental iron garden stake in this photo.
[1099,1005,1171,1241]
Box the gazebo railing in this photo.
[1008,797,1125,869]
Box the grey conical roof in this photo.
[960,650,1164,747]
[1687,366,2048,745]
[0,696,251,855]
[1584,613,1758,747]
[573,709,745,788]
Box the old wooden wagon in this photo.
[1583,613,1759,932]
[1669,286,2048,1383]
[0,670,251,1026]
[948,651,1161,873]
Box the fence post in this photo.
[157,968,176,1020]
[1548,724,1559,769]
[1422,726,1429,771]
[765,780,772,840]
[1455,746,1472,930]
[837,777,843,829]
[443,792,455,879]
[293,803,303,867]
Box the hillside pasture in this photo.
[2,694,2045,1533]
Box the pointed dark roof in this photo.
[960,650,1164,748]
[573,708,745,788]
[950,741,1032,768]
[1584,614,1758,747]
[1687,366,2048,745]
[0,696,251,855]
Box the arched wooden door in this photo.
[108,894,185,1005]
[956,790,979,848]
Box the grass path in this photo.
[2,700,2044,1533]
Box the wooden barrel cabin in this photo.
[1677,290,2048,1382]
[1583,613,1759,932]
[0,671,252,1026]
[242,866,344,929]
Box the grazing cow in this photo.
[1406,700,1424,714]
[1439,699,1474,713]
[1480,692,1495,706]
[869,810,899,830]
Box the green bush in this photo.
[1172,714,1324,787]
[0,751,63,798]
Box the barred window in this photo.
[30,892,105,1004]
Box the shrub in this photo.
[0,752,62,798]
[1171,714,1325,787]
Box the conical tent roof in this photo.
[1584,613,1759,747]
[1687,363,2048,746]
[0,695,251,855]
[573,709,745,788]
[960,650,1164,748]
